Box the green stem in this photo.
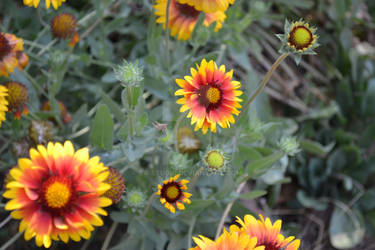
[189,167,204,190]
[101,222,119,250]
[187,216,197,249]
[240,53,289,118]
[173,114,185,152]
[165,0,171,71]
[140,193,157,218]
[127,87,134,136]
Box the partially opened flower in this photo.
[4,82,29,119]
[190,229,264,250]
[23,0,66,9]
[3,141,112,248]
[175,59,242,134]
[277,19,319,64]
[0,85,8,127]
[103,167,125,204]
[154,0,226,40]
[156,174,192,213]
[177,126,201,154]
[0,32,25,77]
[51,13,79,47]
[232,214,300,250]
[178,0,235,13]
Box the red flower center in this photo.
[256,239,281,250]
[0,33,11,60]
[176,2,200,19]
[197,84,223,111]
[41,176,76,214]
[161,182,182,203]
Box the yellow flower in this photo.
[154,0,226,40]
[156,174,192,213]
[0,32,25,77]
[190,229,264,250]
[175,59,242,134]
[0,85,8,127]
[3,141,112,248]
[287,21,317,53]
[51,13,80,47]
[178,0,235,13]
[23,0,66,9]
[232,214,301,250]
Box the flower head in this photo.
[277,20,319,64]
[17,52,29,69]
[177,126,200,154]
[154,0,226,40]
[0,32,25,77]
[156,174,192,213]
[4,82,28,119]
[103,167,125,204]
[232,214,300,250]
[178,0,235,13]
[23,0,66,9]
[0,85,8,127]
[190,229,264,250]
[3,141,112,248]
[278,136,300,156]
[175,59,242,134]
[41,100,71,124]
[114,60,144,87]
[51,13,79,46]
[203,149,227,173]
[125,189,146,211]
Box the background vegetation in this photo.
[0,0,374,249]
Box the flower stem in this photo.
[140,193,157,218]
[240,53,289,117]
[174,114,185,152]
[0,231,22,250]
[101,222,119,250]
[165,0,172,71]
[127,86,134,136]
[189,167,204,190]
[215,181,246,240]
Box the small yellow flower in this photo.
[0,85,8,127]
[287,21,317,53]
[156,174,192,213]
[23,0,66,9]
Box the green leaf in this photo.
[329,206,365,249]
[299,139,335,156]
[100,91,127,122]
[297,190,328,211]
[90,104,114,150]
[239,190,267,200]
[248,151,284,176]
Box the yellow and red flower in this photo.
[175,59,242,134]
[4,82,29,120]
[51,13,80,47]
[232,214,300,250]
[190,229,264,250]
[154,0,226,40]
[0,85,8,127]
[23,0,66,9]
[178,0,235,13]
[0,32,25,77]
[156,174,192,213]
[3,141,112,248]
